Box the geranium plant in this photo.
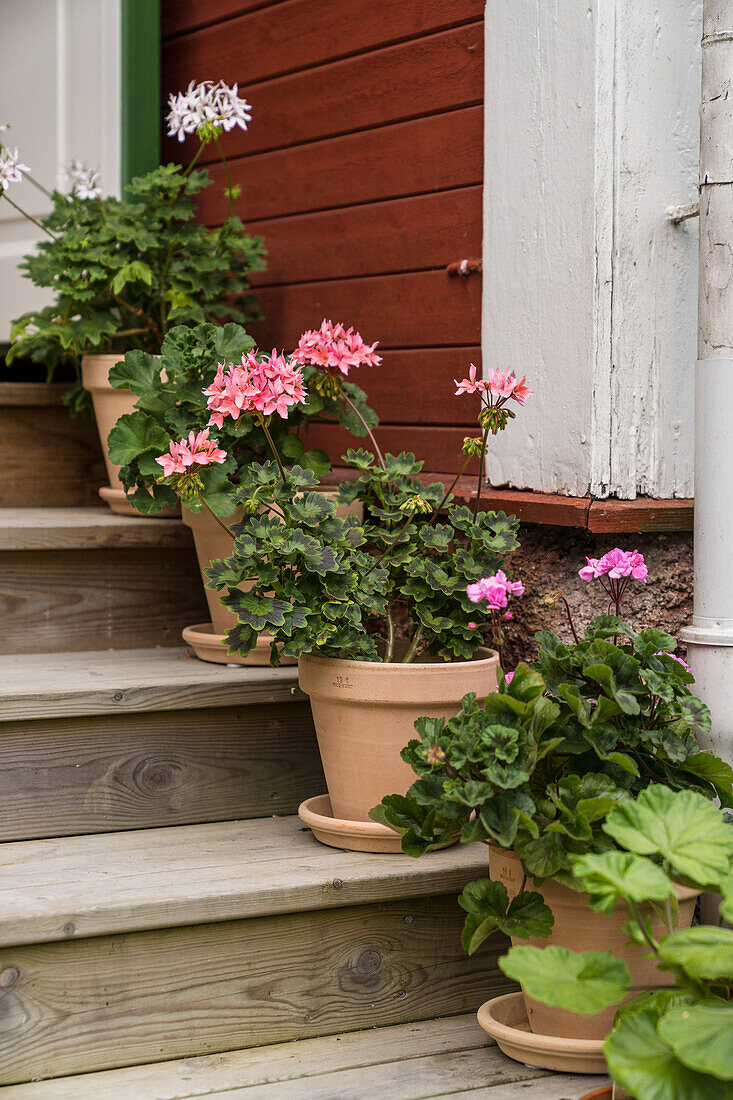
[370,552,733,945]
[152,359,530,663]
[2,82,265,412]
[106,320,380,516]
[502,786,733,1100]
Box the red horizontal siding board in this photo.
[163,0,483,87]
[356,348,481,426]
[250,270,482,350]
[198,106,483,222]
[247,187,482,286]
[162,24,484,162]
[304,424,479,475]
[163,1,277,39]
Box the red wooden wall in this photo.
[161,0,484,472]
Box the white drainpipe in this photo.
[682,0,733,765]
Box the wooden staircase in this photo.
[0,504,606,1097]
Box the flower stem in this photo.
[340,387,386,469]
[183,139,206,179]
[402,623,425,664]
[385,603,396,663]
[213,134,236,219]
[260,418,288,485]
[1,193,57,238]
[25,172,55,201]
[200,497,235,538]
[472,427,489,519]
[560,594,580,643]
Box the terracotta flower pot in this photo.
[489,846,699,1041]
[579,1089,614,1100]
[298,647,500,822]
[81,354,179,517]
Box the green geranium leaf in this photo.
[514,829,567,880]
[656,927,733,981]
[107,412,172,465]
[126,483,177,514]
[500,945,630,1014]
[634,627,678,658]
[287,492,334,527]
[721,877,733,925]
[681,752,733,804]
[458,879,553,954]
[605,1004,730,1100]
[478,790,537,848]
[658,1002,733,1082]
[603,786,733,888]
[501,891,554,940]
[572,851,673,915]
[109,349,162,393]
[676,694,712,736]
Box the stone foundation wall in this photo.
[502,525,694,669]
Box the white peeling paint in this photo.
[482,0,701,499]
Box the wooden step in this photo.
[0,508,207,653]
[0,384,105,508]
[0,1014,607,1098]
[0,817,513,1085]
[0,648,318,840]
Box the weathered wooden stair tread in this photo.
[0,647,301,721]
[0,1015,607,1098]
[0,507,191,550]
[0,815,491,947]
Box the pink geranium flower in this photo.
[578,547,648,617]
[292,319,381,377]
[454,363,486,396]
[454,363,533,413]
[579,548,648,584]
[467,570,524,611]
[156,429,227,477]
[204,349,307,427]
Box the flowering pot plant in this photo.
[107,319,381,517]
[2,81,264,413]
[107,317,381,659]
[172,362,532,840]
[370,552,733,1035]
[502,785,733,1100]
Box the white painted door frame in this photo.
[0,0,121,340]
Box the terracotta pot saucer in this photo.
[477,993,608,1075]
[182,622,296,667]
[298,794,410,854]
[99,486,181,518]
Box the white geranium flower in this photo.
[65,159,102,200]
[0,146,30,191]
[166,80,252,142]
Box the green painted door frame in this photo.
[121,0,161,190]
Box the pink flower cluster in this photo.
[292,319,382,377]
[204,350,307,427]
[454,365,533,405]
[156,429,227,478]
[467,570,525,611]
[579,548,648,583]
